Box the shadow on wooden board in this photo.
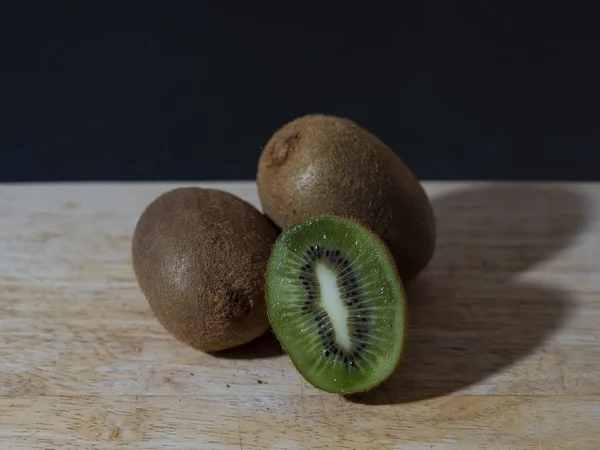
[348,183,590,405]
[209,329,284,359]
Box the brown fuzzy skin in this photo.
[257,114,436,282]
[131,187,279,352]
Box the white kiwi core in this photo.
[316,262,351,350]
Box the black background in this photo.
[1,2,598,182]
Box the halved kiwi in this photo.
[266,215,407,394]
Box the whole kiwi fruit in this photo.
[132,187,279,352]
[257,114,436,282]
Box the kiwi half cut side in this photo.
[266,215,407,394]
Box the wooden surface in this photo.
[1,181,599,449]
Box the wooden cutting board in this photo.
[1,181,599,449]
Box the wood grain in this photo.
[1,181,599,449]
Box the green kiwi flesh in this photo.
[266,215,407,394]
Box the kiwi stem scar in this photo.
[315,262,351,350]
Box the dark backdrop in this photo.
[1,3,598,182]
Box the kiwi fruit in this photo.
[266,215,407,394]
[257,114,436,282]
[132,187,279,352]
